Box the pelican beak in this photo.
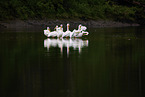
[54,27,56,30]
[83,32,89,35]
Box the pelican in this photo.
[78,25,89,37]
[44,23,89,38]
[71,24,89,37]
[70,24,82,37]
[44,27,51,37]
[62,23,71,38]
[74,27,89,37]
[47,25,58,37]
[60,24,63,32]
[74,31,89,37]
[57,24,64,37]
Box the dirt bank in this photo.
[0,19,140,29]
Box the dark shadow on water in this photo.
[0,26,145,97]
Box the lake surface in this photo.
[0,26,145,97]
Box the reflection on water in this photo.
[44,38,88,55]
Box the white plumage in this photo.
[44,24,89,38]
[62,23,71,38]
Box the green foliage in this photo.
[0,0,144,24]
[105,1,137,22]
[16,6,34,19]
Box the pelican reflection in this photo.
[44,38,89,55]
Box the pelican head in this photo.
[67,23,70,31]
[83,31,89,35]
[60,24,63,31]
[78,24,82,30]
[47,27,50,31]
[67,23,70,28]
[54,25,58,30]
[60,24,63,28]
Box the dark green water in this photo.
[0,26,145,97]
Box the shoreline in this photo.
[0,19,140,29]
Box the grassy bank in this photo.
[0,0,144,25]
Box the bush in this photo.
[104,1,137,22]
[0,0,144,24]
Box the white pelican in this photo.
[74,31,89,38]
[44,24,89,38]
[57,24,64,37]
[71,24,89,37]
[60,24,63,32]
[73,31,89,38]
[62,23,71,38]
[70,24,82,37]
[47,25,58,37]
[44,27,51,37]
